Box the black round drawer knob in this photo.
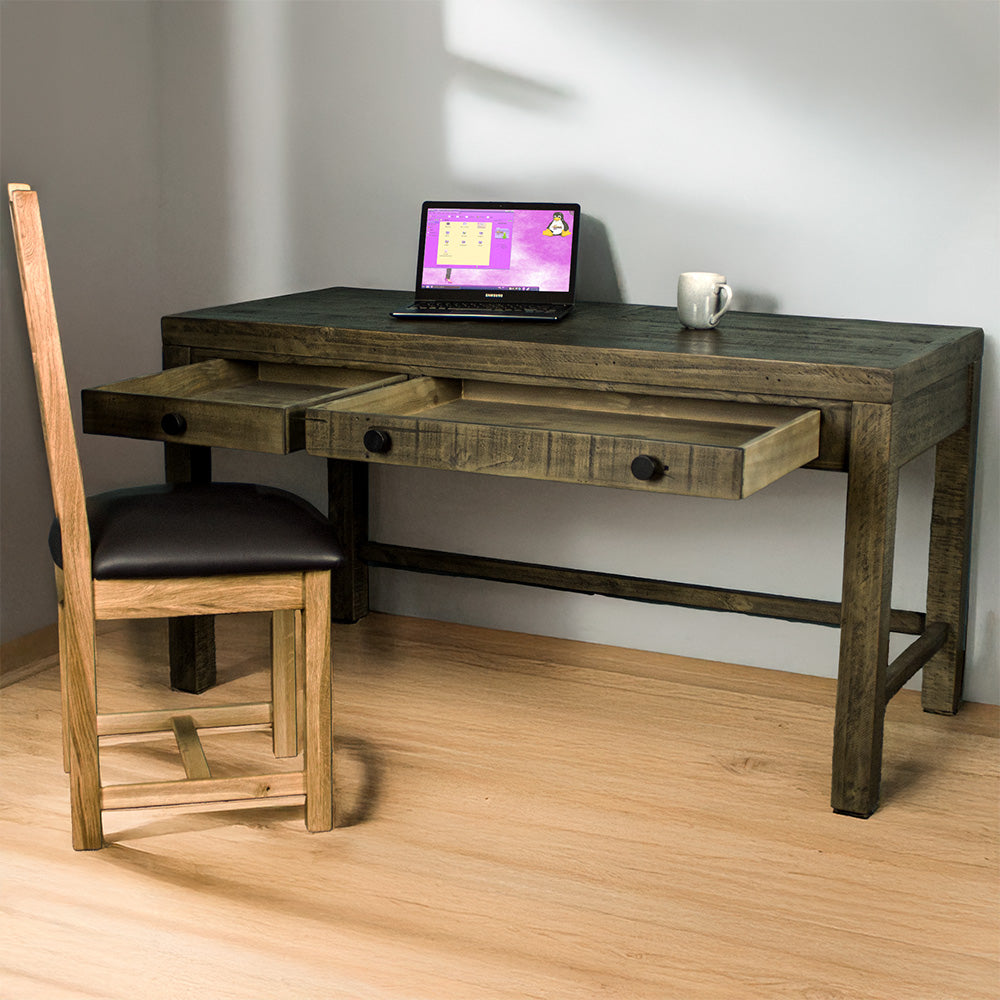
[363,427,392,454]
[160,412,187,436]
[630,454,664,481]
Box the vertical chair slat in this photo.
[271,608,299,758]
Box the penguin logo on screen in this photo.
[543,212,570,237]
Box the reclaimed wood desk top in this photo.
[162,286,983,404]
[145,285,985,818]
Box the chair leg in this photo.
[303,571,333,832]
[54,568,72,773]
[63,599,104,850]
[270,609,298,758]
[57,593,71,774]
[296,608,305,755]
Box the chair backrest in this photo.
[8,184,94,615]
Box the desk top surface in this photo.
[163,287,983,404]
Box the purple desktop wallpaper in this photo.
[420,208,575,292]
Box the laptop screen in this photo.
[413,201,580,305]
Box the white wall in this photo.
[2,0,997,704]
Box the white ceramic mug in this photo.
[677,272,733,329]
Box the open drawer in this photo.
[306,377,821,499]
[82,359,404,453]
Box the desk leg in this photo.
[922,361,981,715]
[327,458,369,622]
[165,442,216,693]
[832,402,898,817]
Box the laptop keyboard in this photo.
[413,301,562,318]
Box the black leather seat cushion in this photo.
[49,483,344,579]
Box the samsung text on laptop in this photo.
[392,201,581,322]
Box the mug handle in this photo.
[711,283,733,326]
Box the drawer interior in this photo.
[97,359,393,404]
[83,359,405,453]
[308,377,821,498]
[404,382,801,442]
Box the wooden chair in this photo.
[9,183,342,850]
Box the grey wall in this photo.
[2,0,165,641]
[2,0,997,703]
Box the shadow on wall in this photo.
[439,38,789,313]
[577,214,623,303]
[732,290,780,313]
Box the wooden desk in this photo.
[83,287,983,817]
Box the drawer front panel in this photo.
[306,378,820,499]
[84,391,297,453]
[83,359,404,454]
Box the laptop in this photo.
[392,200,581,321]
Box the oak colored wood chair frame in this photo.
[9,184,333,850]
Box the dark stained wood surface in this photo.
[305,376,821,499]
[145,285,986,817]
[361,541,927,636]
[162,287,983,404]
[922,362,982,714]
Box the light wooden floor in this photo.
[2,613,997,1000]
